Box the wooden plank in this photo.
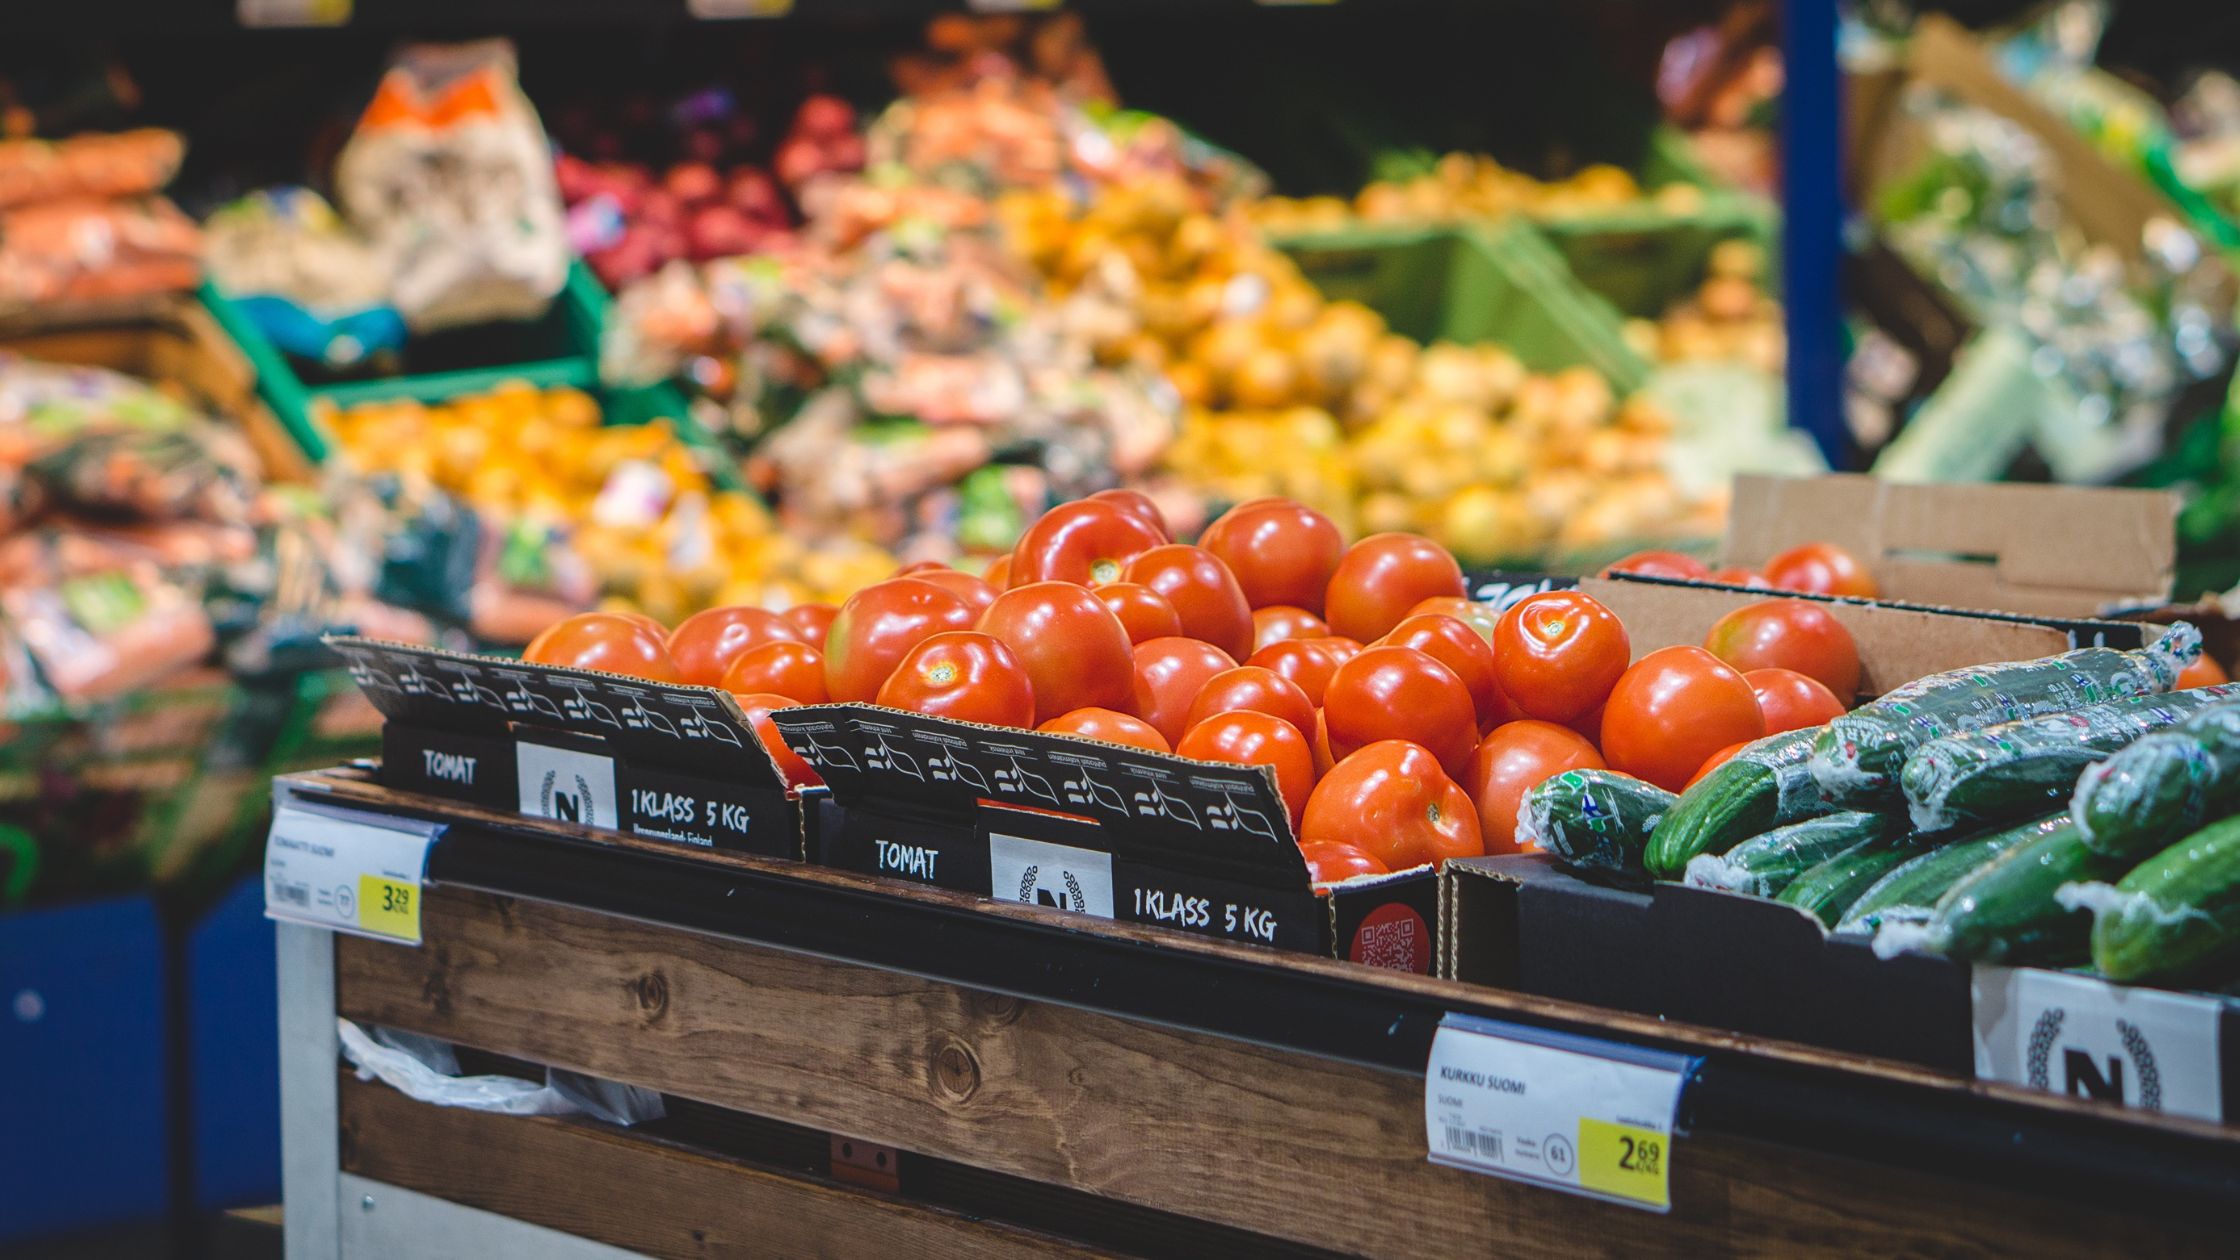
[340,1074,1115,1259]
[336,888,2232,1258]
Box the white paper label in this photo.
[987,834,1115,918]
[1973,965,2224,1121]
[517,742,618,830]
[1425,1015,1694,1212]
[264,798,441,946]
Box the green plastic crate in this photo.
[1534,193,1778,322]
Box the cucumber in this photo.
[1643,727,1824,879]
[1899,684,2240,832]
[1775,834,1916,926]
[1515,769,1677,876]
[2071,701,2240,860]
[2081,817,2240,985]
[1835,812,2067,934]
[1684,811,1896,898]
[1809,623,2199,809]
[1884,817,2134,965]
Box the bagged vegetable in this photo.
[2071,699,2240,858]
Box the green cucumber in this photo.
[1809,624,2199,808]
[1885,818,2133,966]
[2071,701,2240,860]
[1835,813,2067,934]
[1515,769,1677,876]
[1683,811,1897,899]
[2081,816,2240,985]
[1643,727,1825,879]
[1899,684,2240,832]
[1774,834,1916,926]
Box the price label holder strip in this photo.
[265,786,444,947]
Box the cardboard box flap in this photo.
[771,704,1310,886]
[1722,474,2178,616]
[327,636,787,789]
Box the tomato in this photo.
[1377,614,1506,732]
[1010,499,1165,586]
[1177,710,1316,829]
[782,602,838,646]
[1565,701,1606,748]
[982,555,1013,589]
[607,610,670,637]
[524,612,681,683]
[874,631,1035,727]
[1198,497,1345,613]
[978,581,1136,722]
[1323,532,1466,643]
[2178,654,2231,690]
[1130,636,1239,744]
[1096,582,1183,644]
[1311,635,1364,662]
[1038,707,1170,753]
[1601,550,1711,582]
[1600,646,1766,791]
[1461,720,1605,854]
[1745,667,1845,734]
[822,579,978,703]
[1706,567,1768,588]
[665,606,801,687]
[1246,639,1344,705]
[1702,598,1861,699]
[720,640,829,704]
[1184,666,1317,743]
[1685,740,1751,789]
[1322,645,1479,779]
[1087,487,1173,541]
[731,692,823,789]
[893,560,947,576]
[908,568,999,617]
[1406,595,1500,640]
[1123,544,1255,662]
[1763,542,1879,598]
[1252,605,1328,652]
[1299,740,1482,870]
[1298,841,1389,883]
[1311,708,1337,777]
[1490,591,1630,723]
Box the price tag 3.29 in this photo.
[1425,1015,1696,1212]
[264,796,442,946]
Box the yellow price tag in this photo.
[357,874,422,944]
[1577,1118,1670,1210]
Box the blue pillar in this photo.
[1782,0,1850,468]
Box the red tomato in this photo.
[982,555,1013,589]
[1565,701,1607,748]
[1123,544,1255,662]
[1322,645,1479,779]
[1685,740,1751,789]
[893,560,948,576]
[874,631,1035,727]
[719,640,829,704]
[1300,740,1482,870]
[1706,567,1768,588]
[1601,550,1711,582]
[2178,654,2231,690]
[1311,709,1337,777]
[1323,532,1466,643]
[1311,635,1364,662]
[1184,666,1317,743]
[1252,605,1328,652]
[978,581,1136,722]
[1087,487,1173,541]
[1130,636,1240,745]
[1461,720,1605,854]
[1746,667,1846,734]
[1096,582,1183,644]
[1038,707,1171,753]
[1763,542,1879,598]
[665,606,800,687]
[731,692,823,789]
[1298,840,1389,883]
[1198,497,1345,613]
[1177,710,1316,829]
[1702,598,1861,699]
[822,579,977,703]
[525,612,681,683]
[1246,639,1344,705]
[908,568,999,617]
[1378,614,1506,732]
[607,610,670,637]
[1406,596,1501,640]
[1490,591,1630,723]
[1010,500,1165,586]
[1600,646,1767,791]
[782,602,837,645]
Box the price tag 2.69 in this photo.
[264,795,442,946]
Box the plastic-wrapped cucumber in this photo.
[1835,813,2067,934]
[1810,624,2198,808]
[2071,701,2240,860]
[1684,811,1897,898]
[1875,817,2132,965]
[1775,834,1915,926]
[1643,727,1824,879]
[1515,769,1676,876]
[1899,684,2240,832]
[2073,816,2240,985]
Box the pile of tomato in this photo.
[521,492,1866,887]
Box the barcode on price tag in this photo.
[1424,1015,1695,1212]
[264,793,442,946]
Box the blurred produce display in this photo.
[1621,238,1784,372]
[1253,154,1704,234]
[0,128,200,312]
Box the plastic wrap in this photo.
[1685,811,1896,898]
[339,1019,664,1125]
[2071,699,2240,858]
[1514,768,1676,876]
